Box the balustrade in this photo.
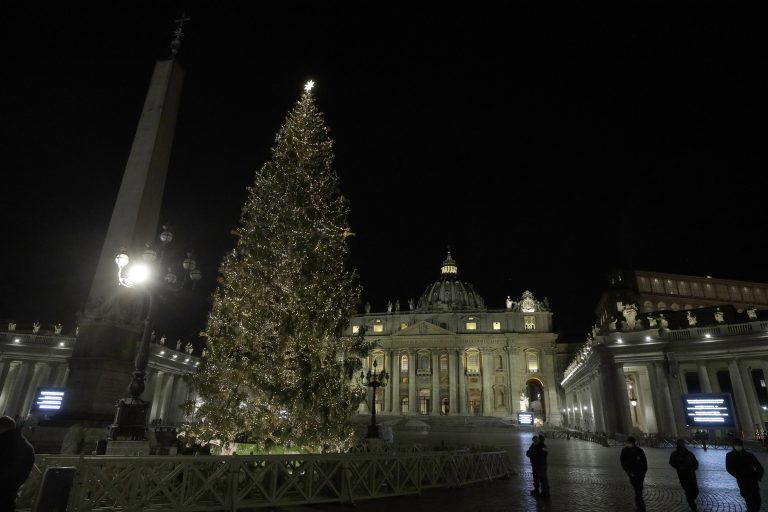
[18,450,513,511]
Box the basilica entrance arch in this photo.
[526,378,546,422]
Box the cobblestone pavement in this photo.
[287,430,768,512]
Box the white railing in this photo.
[18,451,513,511]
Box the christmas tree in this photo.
[183,81,367,452]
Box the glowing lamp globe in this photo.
[115,252,130,269]
[127,264,150,285]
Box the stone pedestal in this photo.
[106,440,150,456]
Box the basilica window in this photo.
[496,355,503,370]
[665,279,678,295]
[524,316,535,330]
[373,320,383,333]
[465,316,477,330]
[678,281,690,296]
[352,325,360,334]
[400,397,409,414]
[492,321,501,330]
[527,353,539,372]
[467,352,479,371]
[440,354,448,372]
[400,355,409,372]
[419,354,430,371]
[400,322,408,330]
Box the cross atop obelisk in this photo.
[170,14,190,58]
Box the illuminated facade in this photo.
[0,327,198,428]
[348,251,563,425]
[561,270,768,437]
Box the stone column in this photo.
[614,364,633,435]
[50,363,69,388]
[7,362,33,418]
[0,362,20,414]
[431,352,440,415]
[698,363,713,393]
[505,347,516,414]
[740,362,764,434]
[386,350,394,413]
[708,365,721,392]
[21,363,53,417]
[728,359,755,435]
[0,361,12,411]
[646,364,668,435]
[448,350,458,415]
[481,352,494,415]
[458,350,467,415]
[391,352,400,414]
[158,373,176,424]
[150,371,166,421]
[408,351,417,414]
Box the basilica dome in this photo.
[416,251,486,312]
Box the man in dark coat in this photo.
[669,439,699,512]
[0,416,36,512]
[526,435,549,497]
[726,438,764,512]
[620,436,648,511]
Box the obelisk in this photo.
[62,20,187,423]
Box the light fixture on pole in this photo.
[108,226,202,441]
[629,384,638,407]
[361,359,389,439]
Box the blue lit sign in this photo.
[33,388,65,411]
[682,393,735,428]
[518,412,534,426]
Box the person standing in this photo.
[725,438,764,512]
[669,439,699,512]
[0,416,36,512]
[526,435,550,497]
[620,436,648,511]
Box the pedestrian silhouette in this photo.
[526,435,549,497]
[726,438,764,512]
[620,436,647,511]
[0,415,35,512]
[669,439,699,512]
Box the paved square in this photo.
[289,430,768,511]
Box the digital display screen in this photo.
[518,412,534,425]
[34,388,65,411]
[682,393,735,428]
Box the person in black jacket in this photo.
[526,435,549,497]
[0,416,36,512]
[725,438,764,512]
[620,436,648,511]
[669,439,699,512]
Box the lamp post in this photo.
[361,360,389,439]
[109,226,201,441]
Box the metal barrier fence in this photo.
[18,450,513,511]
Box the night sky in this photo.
[1,4,764,344]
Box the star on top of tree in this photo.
[304,80,315,92]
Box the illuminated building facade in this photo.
[561,270,768,437]
[348,251,563,426]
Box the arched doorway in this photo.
[525,378,546,422]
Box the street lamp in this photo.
[109,226,202,441]
[361,359,389,439]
